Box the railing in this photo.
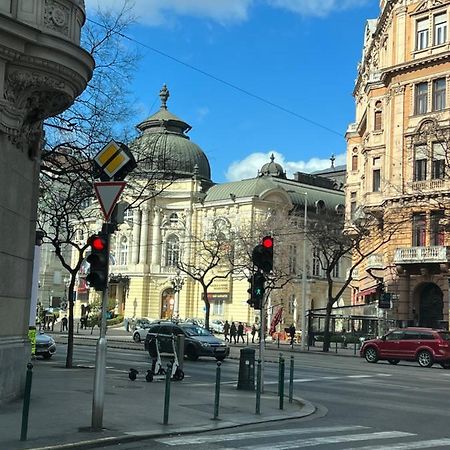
[409,179,446,192]
[366,254,383,269]
[394,246,450,264]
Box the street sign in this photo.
[94,181,126,221]
[378,293,392,309]
[93,140,136,181]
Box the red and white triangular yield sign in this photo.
[94,181,126,222]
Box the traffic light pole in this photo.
[91,226,111,431]
[258,291,267,394]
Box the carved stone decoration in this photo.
[44,0,70,36]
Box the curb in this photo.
[25,396,316,450]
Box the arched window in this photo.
[119,237,128,265]
[352,148,358,171]
[165,235,180,267]
[374,100,382,131]
[169,213,179,225]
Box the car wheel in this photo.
[42,352,52,359]
[364,346,378,363]
[388,359,399,365]
[186,345,199,361]
[417,350,434,368]
[133,333,141,343]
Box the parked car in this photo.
[210,320,224,334]
[35,331,56,359]
[144,321,229,361]
[360,327,450,368]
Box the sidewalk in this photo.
[0,342,315,450]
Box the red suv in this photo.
[360,327,450,368]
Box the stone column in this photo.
[131,209,141,265]
[139,207,149,264]
[151,207,162,267]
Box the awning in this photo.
[357,286,378,298]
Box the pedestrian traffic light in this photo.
[252,235,274,273]
[86,233,109,291]
[247,272,265,310]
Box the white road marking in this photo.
[346,439,450,450]
[155,425,369,445]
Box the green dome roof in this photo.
[131,85,211,181]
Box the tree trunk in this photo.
[322,301,333,353]
[202,286,211,331]
[65,279,75,368]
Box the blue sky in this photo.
[85,0,380,183]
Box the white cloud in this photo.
[225,151,346,181]
[85,0,253,26]
[267,0,370,17]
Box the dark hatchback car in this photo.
[360,327,450,368]
[144,322,229,361]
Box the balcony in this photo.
[409,179,447,193]
[394,246,450,264]
[366,254,384,269]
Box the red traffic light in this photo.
[91,236,106,251]
[262,236,273,248]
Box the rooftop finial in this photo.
[330,153,335,168]
[270,153,275,163]
[160,84,170,109]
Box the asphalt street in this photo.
[52,339,450,449]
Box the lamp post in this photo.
[170,269,185,319]
[300,192,308,351]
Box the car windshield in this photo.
[438,331,450,341]
[182,325,211,337]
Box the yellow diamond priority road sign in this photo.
[94,140,135,181]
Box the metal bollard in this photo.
[335,341,338,353]
[278,353,283,396]
[163,363,172,425]
[279,356,285,410]
[20,363,33,441]
[177,334,185,372]
[213,362,221,420]
[76,322,79,334]
[354,342,357,356]
[255,359,261,415]
[277,335,280,348]
[289,356,294,404]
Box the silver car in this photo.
[132,320,154,343]
[35,332,56,359]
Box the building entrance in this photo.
[161,288,175,319]
[418,283,443,328]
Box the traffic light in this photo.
[252,235,274,273]
[247,272,265,310]
[86,233,109,291]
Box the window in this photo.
[165,235,180,267]
[415,82,428,114]
[332,261,340,278]
[417,18,429,50]
[312,248,321,277]
[352,154,358,171]
[434,13,447,45]
[288,244,297,274]
[414,145,428,181]
[288,295,295,315]
[119,237,128,265]
[403,331,421,340]
[372,169,381,192]
[350,192,357,220]
[412,213,426,246]
[169,213,179,225]
[386,331,404,341]
[374,101,382,131]
[432,78,446,111]
[431,211,445,246]
[212,300,224,316]
[432,142,445,179]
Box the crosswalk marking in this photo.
[217,431,414,450]
[346,439,450,450]
[155,425,369,445]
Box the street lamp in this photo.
[300,192,308,351]
[170,269,185,319]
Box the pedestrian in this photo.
[223,320,230,342]
[62,316,68,332]
[237,322,245,343]
[230,322,237,344]
[51,314,57,331]
[251,323,257,343]
[288,323,296,346]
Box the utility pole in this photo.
[300,193,308,351]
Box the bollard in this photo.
[213,362,221,420]
[354,342,357,356]
[335,341,338,353]
[20,363,33,441]
[163,363,172,425]
[289,356,294,404]
[76,322,79,334]
[277,335,280,348]
[255,359,261,415]
[278,353,283,396]
[177,334,185,372]
[246,333,249,345]
[279,356,285,410]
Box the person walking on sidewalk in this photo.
[237,322,245,343]
[288,324,296,347]
[61,316,68,332]
[223,320,230,342]
[230,322,237,344]
[251,323,257,343]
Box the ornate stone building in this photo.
[346,0,450,328]
[68,86,350,333]
[0,1,93,402]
